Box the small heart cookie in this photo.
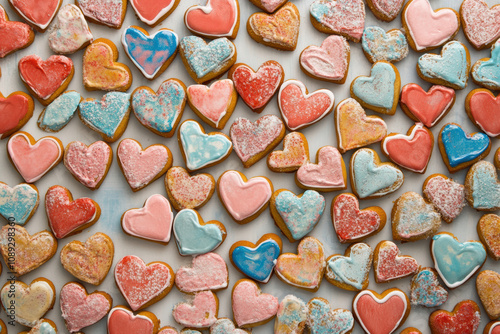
[410,267,448,307]
[465,161,500,211]
[173,291,218,328]
[0,5,34,58]
[267,132,309,172]
[164,166,215,211]
[19,319,57,334]
[476,270,500,320]
[429,300,481,334]
[232,279,279,328]
[76,0,126,28]
[373,240,418,283]
[423,174,466,223]
[38,91,81,132]
[296,146,346,191]
[461,0,500,50]
[247,3,300,51]
[365,0,404,21]
[185,0,239,39]
[335,98,387,153]
[361,26,408,63]
[211,318,250,334]
[274,237,326,291]
[230,115,285,168]
[130,0,180,26]
[0,91,33,139]
[478,214,500,260]
[472,40,500,90]
[0,182,38,225]
[107,306,160,334]
[307,297,354,334]
[83,38,132,91]
[9,0,61,32]
[325,242,372,291]
[175,252,228,293]
[466,89,500,138]
[60,232,114,285]
[275,295,307,334]
[48,4,93,54]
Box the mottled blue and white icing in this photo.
[308,298,354,334]
[275,190,325,240]
[410,268,448,307]
[361,26,408,63]
[431,233,487,288]
[38,322,57,334]
[122,26,179,79]
[0,183,38,225]
[326,243,372,290]
[440,123,490,168]
[275,295,308,333]
[351,61,397,110]
[179,120,232,171]
[472,40,500,89]
[468,161,500,210]
[231,238,280,283]
[38,91,81,132]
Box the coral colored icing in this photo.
[219,171,271,221]
[130,0,176,25]
[472,40,500,88]
[132,80,186,134]
[117,139,170,189]
[107,308,154,334]
[173,291,218,328]
[77,0,124,28]
[232,280,279,327]
[393,192,440,239]
[423,175,465,222]
[327,243,372,290]
[308,298,354,334]
[8,133,62,183]
[410,268,448,307]
[0,5,32,58]
[310,0,365,41]
[19,55,73,100]
[122,26,178,79]
[469,161,500,209]
[268,132,308,169]
[122,194,173,243]
[83,41,130,90]
[166,167,213,209]
[188,79,234,126]
[211,318,248,334]
[375,241,418,282]
[370,0,403,19]
[60,283,111,332]
[479,214,500,259]
[232,238,280,282]
[333,193,381,242]
[185,0,238,37]
[469,90,500,137]
[230,115,284,163]
[39,91,80,131]
[491,323,500,334]
[279,80,334,130]
[0,94,30,136]
[175,252,228,292]
[461,0,500,49]
[45,185,97,239]
[361,26,408,63]
[231,62,283,110]
[64,141,111,189]
[0,183,37,225]
[10,0,59,29]
[440,124,490,168]
[352,61,397,110]
[400,84,455,127]
[430,301,481,334]
[115,255,172,311]
[48,4,93,54]
[275,295,307,334]
[301,35,350,80]
[297,146,344,189]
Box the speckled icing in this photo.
[467,161,500,210]
[187,79,234,127]
[352,61,397,110]
[410,267,448,307]
[300,35,350,80]
[172,291,218,328]
[260,0,286,12]
[0,5,33,58]
[232,279,279,327]
[310,0,365,41]
[472,40,500,88]
[308,298,354,334]
[64,141,111,189]
[361,26,408,63]
[211,318,248,334]
[423,175,466,222]
[165,167,214,210]
[0,183,38,225]
[326,243,372,290]
[175,252,228,292]
[232,238,280,282]
[77,0,124,28]
[369,0,404,20]
[275,295,307,334]
[296,146,345,189]
[29,321,57,334]
[39,91,80,132]
[374,241,418,282]
[48,4,93,54]
[461,0,500,49]
[478,214,500,259]
[185,0,238,38]
[440,123,490,168]
[268,132,309,170]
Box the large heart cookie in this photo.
[466,88,500,138]
[48,4,93,54]
[268,132,309,172]
[461,0,500,50]
[107,306,159,334]
[361,26,408,63]
[38,91,81,132]
[429,300,481,333]
[77,0,126,28]
[172,291,218,328]
[0,5,34,58]
[175,252,228,293]
[275,295,307,334]
[296,146,346,191]
[232,279,279,327]
[476,270,500,320]
[478,214,500,260]
[130,0,179,26]
[325,242,372,291]
[10,0,61,31]
[185,0,239,38]
[0,182,38,225]
[164,166,215,211]
[307,298,354,334]
[465,161,500,211]
[423,174,466,223]
[472,40,500,90]
[0,91,33,139]
[410,267,448,307]
[374,240,418,283]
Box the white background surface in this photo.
[0,0,499,333]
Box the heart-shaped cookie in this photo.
[122,194,173,244]
[278,80,334,131]
[164,166,215,211]
[38,91,81,132]
[310,0,365,42]
[429,300,481,334]
[19,319,57,334]
[107,306,160,334]
[423,174,466,223]
[400,83,455,128]
[461,0,500,50]
[392,191,441,242]
[0,224,56,276]
[185,0,239,39]
[10,0,61,31]
[332,193,386,243]
[361,27,408,63]
[0,182,38,225]
[335,98,387,153]
[296,146,346,191]
[232,279,279,327]
[326,242,372,291]
[218,170,273,223]
[7,132,63,183]
[61,233,113,286]
[60,282,112,332]
[353,289,410,334]
[229,61,284,112]
[173,209,226,256]
[476,270,500,319]
[230,115,285,168]
[431,232,487,288]
[307,298,354,334]
[366,0,403,21]
[275,295,307,334]
[83,38,132,91]
[159,326,181,334]
[178,120,233,172]
[247,3,300,51]
[478,214,500,260]
[173,291,218,328]
[48,4,93,54]
[115,255,175,311]
[466,89,500,138]
[417,41,470,90]
[374,240,418,283]
[0,5,34,58]
[472,40,500,90]
[0,91,33,139]
[410,267,448,307]
[77,0,126,28]
[267,132,309,172]
[350,148,404,199]
[78,92,131,143]
[274,237,325,291]
[130,0,179,26]
[465,161,500,211]
[18,54,74,105]
[230,234,282,283]
[485,322,500,334]
[211,318,249,334]
[249,0,287,12]
[175,252,228,293]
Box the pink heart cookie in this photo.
[172,291,218,328]
[267,132,309,172]
[77,0,126,29]
[165,166,215,211]
[373,240,419,283]
[185,0,239,39]
[121,194,173,244]
[130,0,179,26]
[466,88,500,138]
[460,0,500,50]
[366,0,404,21]
[107,306,159,334]
[10,0,61,31]
[48,4,93,54]
[175,252,228,293]
[296,146,346,191]
[423,174,466,223]
[232,279,279,328]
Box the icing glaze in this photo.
[185,0,238,37]
[173,291,218,328]
[122,26,178,79]
[404,0,459,50]
[296,146,345,189]
[351,148,403,198]
[431,233,487,288]
[211,318,248,334]
[232,280,279,327]
[259,0,286,12]
[64,141,111,189]
[0,5,33,58]
[18,55,73,100]
[77,0,124,28]
[423,175,466,222]
[187,79,234,127]
[268,132,309,170]
[275,190,325,240]
[9,0,60,30]
[0,183,38,225]
[300,35,350,80]
[326,243,372,290]
[173,209,224,256]
[0,93,31,137]
[440,123,490,168]
[468,161,500,210]
[310,0,365,41]
[122,194,173,243]
[175,252,228,292]
[478,214,500,259]
[307,298,354,334]
[48,4,93,54]
[79,92,131,139]
[468,89,500,137]
[232,238,280,282]
[33,322,57,334]
[278,80,334,130]
[38,91,80,132]
[490,323,500,334]
[374,241,418,282]
[352,61,398,111]
[461,0,500,49]
[159,328,179,334]
[130,0,177,25]
[361,26,408,63]
[218,171,272,221]
[7,132,62,183]
[115,255,173,311]
[275,295,307,334]
[179,120,232,171]
[107,307,154,334]
[472,40,500,88]
[369,0,403,20]
[429,301,481,334]
[410,268,448,307]
[165,167,214,210]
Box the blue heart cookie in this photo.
[361,26,408,63]
[465,161,500,210]
[325,243,372,290]
[308,298,355,333]
[472,40,500,90]
[440,123,490,169]
[38,91,81,132]
[231,238,281,282]
[410,268,448,307]
[0,183,38,225]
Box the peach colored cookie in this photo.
[296,146,346,192]
[465,161,500,211]
[0,182,39,225]
[130,0,180,27]
[37,90,82,132]
[472,40,500,90]
[267,132,309,172]
[9,0,61,32]
[274,295,307,334]
[466,89,500,138]
[361,27,408,63]
[165,166,215,211]
[478,214,500,260]
[175,252,229,293]
[410,267,448,307]
[185,0,239,39]
[173,291,219,329]
[476,270,500,320]
[423,174,466,223]
[107,306,160,334]
[76,0,127,29]
[0,4,34,58]
[365,0,403,21]
[48,4,93,54]
[307,297,354,334]
[373,240,418,283]
[232,279,279,328]
[19,319,57,334]
[429,300,481,334]
[0,90,33,139]
[460,0,500,50]
[211,318,250,334]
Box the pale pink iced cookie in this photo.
[165,166,215,211]
[48,4,93,54]
[9,0,62,32]
[130,0,180,27]
[232,279,279,328]
[249,0,288,13]
[175,252,229,293]
[267,132,309,173]
[76,0,127,29]
[117,138,172,192]
[185,0,239,39]
[173,291,218,329]
[278,79,335,131]
[366,0,404,21]
[373,240,419,283]
[107,306,160,334]
[423,174,466,223]
[121,194,173,244]
[465,89,500,138]
[460,0,500,50]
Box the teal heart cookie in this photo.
[308,298,354,334]
[465,161,500,211]
[472,40,500,90]
[410,267,448,307]
[0,183,38,225]
[361,26,409,64]
[231,238,281,283]
[325,243,372,290]
[38,91,81,132]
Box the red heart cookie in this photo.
[296,146,346,191]
[466,88,500,138]
[130,0,179,26]
[0,5,34,58]
[478,214,500,260]
[0,91,33,139]
[373,240,419,283]
[232,279,279,327]
[423,174,466,223]
[268,132,309,172]
[175,252,228,293]
[460,0,500,50]
[164,166,215,211]
[107,306,160,334]
[185,0,239,38]
[172,291,218,328]
[429,300,481,334]
[45,185,100,239]
[10,0,61,31]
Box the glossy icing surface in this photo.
[301,35,349,80]
[472,40,500,88]
[440,123,490,168]
[0,93,31,136]
[232,238,280,282]
[107,307,154,334]
[185,0,238,37]
[326,243,372,290]
[468,89,500,137]
[39,91,80,131]
[296,146,345,189]
[10,0,60,29]
[130,0,177,25]
[187,79,234,127]
[352,61,397,110]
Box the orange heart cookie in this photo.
[164,166,215,211]
[267,132,309,172]
[476,270,500,320]
[478,214,500,260]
